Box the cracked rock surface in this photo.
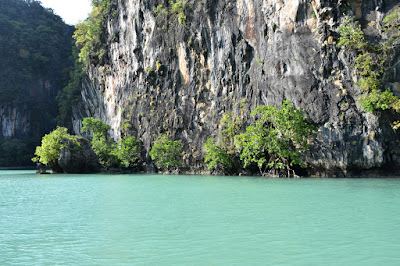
[73,0,400,176]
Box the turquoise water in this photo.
[1,171,400,265]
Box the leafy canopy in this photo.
[0,137,39,167]
[116,136,141,168]
[0,0,74,166]
[204,139,233,170]
[0,0,73,102]
[220,112,241,152]
[359,89,400,113]
[203,112,241,171]
[57,48,85,127]
[338,16,366,50]
[73,0,112,66]
[149,134,183,169]
[234,101,315,175]
[153,1,187,27]
[81,117,142,169]
[81,117,111,140]
[170,1,187,26]
[81,117,118,169]
[32,127,79,165]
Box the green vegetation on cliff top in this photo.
[0,0,74,167]
[74,0,113,67]
[0,0,73,102]
[57,0,113,128]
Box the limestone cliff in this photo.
[73,0,400,176]
[0,78,64,139]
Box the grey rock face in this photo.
[0,78,61,138]
[73,0,400,176]
[0,104,30,138]
[58,138,101,174]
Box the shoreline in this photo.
[2,165,399,178]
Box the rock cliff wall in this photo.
[73,0,400,176]
[0,78,62,138]
[0,0,75,166]
[0,0,74,138]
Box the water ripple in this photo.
[1,172,400,265]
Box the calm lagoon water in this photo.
[1,170,400,265]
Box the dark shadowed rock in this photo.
[36,163,49,174]
[48,160,63,174]
[58,138,101,173]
